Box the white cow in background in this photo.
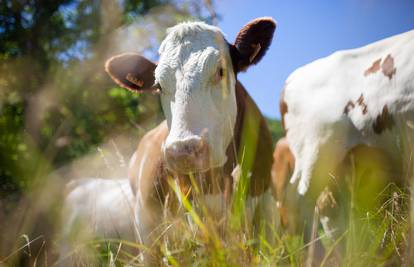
[280,30,414,232]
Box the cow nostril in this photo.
[164,138,211,173]
[165,138,209,161]
[184,143,192,154]
[194,140,208,158]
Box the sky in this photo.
[215,0,414,118]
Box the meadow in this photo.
[1,1,413,266]
[1,109,412,266]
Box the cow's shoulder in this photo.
[140,120,169,145]
[129,121,168,196]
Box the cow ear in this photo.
[232,17,276,72]
[105,53,157,92]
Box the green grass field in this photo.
[1,119,412,266]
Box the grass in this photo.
[0,119,412,266]
[5,175,409,266]
[49,182,409,267]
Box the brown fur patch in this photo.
[356,94,368,115]
[381,54,396,80]
[372,105,394,134]
[271,138,294,203]
[343,100,355,115]
[271,138,295,228]
[280,85,288,130]
[232,81,273,196]
[364,58,381,76]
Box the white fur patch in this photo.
[61,178,137,263]
[63,178,136,238]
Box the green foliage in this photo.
[0,99,27,195]
[266,117,284,145]
[0,0,173,196]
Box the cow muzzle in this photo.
[163,137,210,174]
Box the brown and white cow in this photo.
[275,30,414,236]
[105,18,276,261]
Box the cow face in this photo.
[105,18,276,174]
[155,22,238,173]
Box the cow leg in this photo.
[136,208,162,266]
[221,174,233,235]
[313,188,343,266]
[304,188,343,267]
[207,170,233,236]
[305,204,324,267]
[224,175,233,208]
[271,138,296,232]
[294,191,328,267]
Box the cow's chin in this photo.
[165,156,227,175]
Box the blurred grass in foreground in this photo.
[1,121,410,266]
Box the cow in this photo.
[105,18,276,263]
[275,29,414,249]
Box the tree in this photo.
[0,0,206,198]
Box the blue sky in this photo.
[215,0,414,118]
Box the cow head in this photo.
[105,18,276,174]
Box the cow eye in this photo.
[216,67,225,82]
[219,67,224,78]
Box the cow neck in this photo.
[221,80,247,177]
[226,80,273,196]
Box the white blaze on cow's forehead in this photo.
[155,22,229,81]
[158,21,226,55]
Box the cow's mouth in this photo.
[164,154,228,175]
